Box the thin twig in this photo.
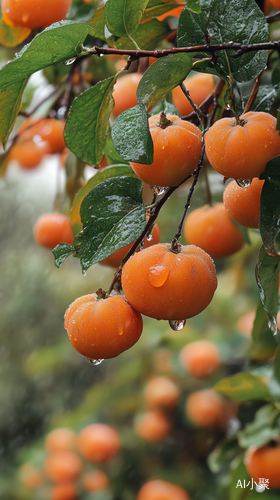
[244,75,262,113]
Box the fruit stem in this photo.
[180,82,203,125]
[158,112,172,129]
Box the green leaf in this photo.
[105,0,150,37]
[237,404,280,448]
[74,176,146,271]
[0,22,92,91]
[255,246,280,335]
[64,76,116,165]
[260,156,280,257]
[177,0,269,83]
[187,0,202,13]
[114,18,171,51]
[52,243,75,268]
[0,149,10,176]
[149,100,179,116]
[208,436,240,473]
[214,372,270,401]
[0,78,27,147]
[249,301,277,361]
[142,1,181,21]
[70,164,137,226]
[136,53,192,108]
[104,128,129,166]
[112,104,153,164]
[88,6,106,39]
[273,345,280,383]
[229,457,251,500]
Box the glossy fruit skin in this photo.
[184,203,244,259]
[44,451,83,483]
[223,178,264,229]
[33,213,73,249]
[180,340,221,379]
[245,445,280,489]
[172,73,215,116]
[51,483,78,500]
[137,479,190,500]
[2,0,71,28]
[112,73,142,117]
[143,376,179,410]
[130,114,202,187]
[204,112,280,179]
[122,243,217,321]
[45,428,77,452]
[185,389,225,428]
[134,410,171,442]
[64,293,143,360]
[78,424,120,463]
[100,222,160,268]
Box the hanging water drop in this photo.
[226,103,231,110]
[87,358,104,365]
[147,233,153,242]
[169,319,186,331]
[63,57,77,66]
[268,319,278,336]
[82,269,87,276]
[236,179,252,188]
[150,186,166,196]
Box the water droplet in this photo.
[236,179,252,188]
[151,186,167,196]
[147,233,153,242]
[63,57,77,66]
[226,103,231,110]
[87,358,104,365]
[256,484,265,493]
[268,319,278,335]
[169,319,186,331]
[148,265,169,287]
[82,269,87,276]
[57,106,67,117]
[74,338,77,342]
[118,327,124,336]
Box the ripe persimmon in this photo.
[137,479,190,500]
[33,213,74,249]
[172,73,215,116]
[179,340,221,379]
[9,138,51,169]
[130,113,202,187]
[19,463,44,489]
[100,222,160,268]
[223,178,264,229]
[143,376,179,411]
[204,111,280,180]
[184,203,244,258]
[158,5,184,21]
[2,0,71,29]
[82,469,109,492]
[64,292,143,360]
[50,482,78,500]
[134,410,171,442]
[185,389,225,428]
[78,423,120,463]
[17,117,65,153]
[45,428,77,453]
[44,451,83,483]
[245,445,280,489]
[121,243,217,321]
[269,0,280,8]
[112,73,142,117]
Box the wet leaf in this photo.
[70,164,137,226]
[255,246,280,336]
[249,301,277,361]
[88,6,106,39]
[136,53,192,108]
[104,128,129,166]
[114,18,171,51]
[149,100,179,116]
[105,0,150,37]
[187,0,202,13]
[0,18,31,47]
[0,78,27,148]
[208,436,240,473]
[111,104,153,164]
[177,0,269,83]
[64,76,116,165]
[53,243,75,268]
[0,22,92,91]
[237,404,280,448]
[74,176,146,271]
[214,372,270,401]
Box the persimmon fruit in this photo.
[50,482,78,500]
[130,113,202,187]
[121,243,217,321]
[180,340,221,379]
[2,0,71,28]
[19,463,44,489]
[9,139,51,169]
[137,479,190,500]
[82,469,109,492]
[143,376,179,411]
[17,117,65,153]
[45,428,77,453]
[112,73,142,117]
[134,410,171,442]
[172,72,215,116]
[245,445,280,489]
[64,292,143,360]
[100,222,160,268]
[223,178,264,229]
[33,213,74,249]
[204,111,280,180]
[78,423,120,463]
[184,203,244,258]
[185,389,225,428]
[44,451,83,483]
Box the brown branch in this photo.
[244,75,262,113]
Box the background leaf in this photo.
[214,372,270,401]
[259,156,280,257]
[249,301,277,361]
[237,404,280,448]
[105,0,150,37]
[112,104,153,164]
[74,176,146,271]
[255,246,280,336]
[0,78,27,147]
[114,18,171,51]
